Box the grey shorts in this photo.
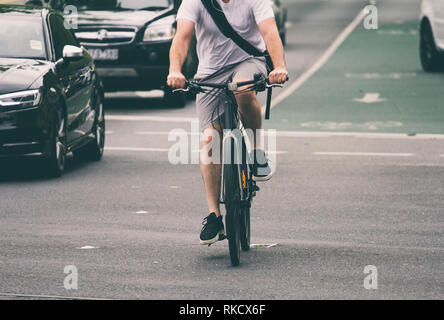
[195,57,267,131]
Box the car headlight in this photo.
[0,89,42,109]
[143,17,176,42]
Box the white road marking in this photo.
[105,90,163,99]
[258,238,444,253]
[131,130,444,140]
[266,8,367,111]
[79,246,99,250]
[0,292,109,300]
[106,115,198,123]
[106,147,169,152]
[106,146,287,155]
[274,131,444,140]
[251,243,279,248]
[136,131,200,136]
[135,210,148,214]
[354,93,387,104]
[377,29,418,36]
[345,72,417,79]
[313,152,415,157]
[300,121,402,131]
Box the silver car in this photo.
[420,0,444,71]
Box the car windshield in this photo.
[0,17,46,59]
[63,0,171,11]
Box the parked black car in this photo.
[0,5,105,177]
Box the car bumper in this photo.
[0,107,48,156]
[96,65,169,92]
[84,41,171,92]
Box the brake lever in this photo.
[172,88,190,93]
[266,83,284,89]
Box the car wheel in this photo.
[73,95,105,161]
[420,21,444,72]
[45,108,66,177]
[163,88,186,108]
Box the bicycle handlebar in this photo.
[172,74,289,94]
[172,73,289,120]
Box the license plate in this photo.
[88,48,119,61]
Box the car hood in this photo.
[0,58,50,95]
[76,9,173,27]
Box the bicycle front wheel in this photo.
[225,198,241,266]
[223,98,242,266]
[240,205,250,251]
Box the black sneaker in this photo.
[200,212,225,245]
[250,149,273,182]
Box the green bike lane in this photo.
[267,21,444,135]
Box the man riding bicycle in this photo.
[168,0,288,245]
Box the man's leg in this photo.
[234,76,273,181]
[199,86,264,220]
[199,125,226,245]
[234,80,263,148]
[200,125,222,217]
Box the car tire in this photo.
[420,21,444,72]
[44,108,67,178]
[73,95,105,162]
[163,88,186,108]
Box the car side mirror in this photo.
[54,45,84,74]
[63,45,84,62]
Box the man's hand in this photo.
[167,71,186,89]
[268,67,288,84]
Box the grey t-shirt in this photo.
[176,0,274,77]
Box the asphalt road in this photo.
[1,0,443,300]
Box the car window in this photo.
[0,17,46,59]
[49,13,79,60]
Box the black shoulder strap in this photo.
[200,0,265,58]
[201,0,274,120]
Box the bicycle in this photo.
[174,73,286,266]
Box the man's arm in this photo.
[167,19,195,89]
[258,17,288,84]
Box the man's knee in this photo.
[202,126,222,146]
[201,126,222,164]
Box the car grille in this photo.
[75,27,137,46]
